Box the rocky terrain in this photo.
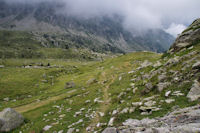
[101,18,200,133]
[0,18,199,132]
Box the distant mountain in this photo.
[0,0,174,54]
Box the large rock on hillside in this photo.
[170,18,200,52]
[187,80,200,101]
[0,108,24,132]
[102,105,200,133]
[102,127,117,133]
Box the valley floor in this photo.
[0,43,200,132]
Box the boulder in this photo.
[187,80,200,101]
[102,127,117,133]
[119,105,200,133]
[0,108,24,132]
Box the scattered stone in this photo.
[41,80,48,83]
[120,108,129,114]
[132,87,138,94]
[119,76,122,81]
[0,108,24,132]
[172,91,184,96]
[0,65,4,68]
[187,80,200,101]
[59,114,65,118]
[132,102,142,107]
[144,100,156,107]
[3,97,9,102]
[108,117,115,126]
[112,110,118,116]
[85,100,91,104]
[43,125,52,131]
[129,107,135,113]
[98,112,105,117]
[67,128,75,133]
[165,91,171,97]
[165,99,175,104]
[58,130,63,133]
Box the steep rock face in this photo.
[170,18,200,53]
[0,0,174,53]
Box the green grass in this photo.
[0,47,199,132]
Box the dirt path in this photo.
[85,71,116,132]
[14,89,77,113]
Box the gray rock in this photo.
[43,125,52,131]
[67,128,75,133]
[0,108,24,132]
[3,97,9,102]
[0,65,4,68]
[119,105,200,133]
[165,99,175,104]
[102,127,117,133]
[108,117,115,126]
[165,91,171,97]
[187,80,200,101]
[144,100,156,107]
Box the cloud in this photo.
[5,0,200,36]
[165,23,187,37]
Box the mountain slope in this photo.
[0,0,174,53]
[0,18,199,132]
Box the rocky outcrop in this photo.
[102,105,200,133]
[0,108,24,132]
[170,18,200,52]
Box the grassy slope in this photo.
[0,43,199,132]
[0,30,105,60]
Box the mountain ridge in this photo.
[0,0,174,54]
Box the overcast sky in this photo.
[6,0,200,37]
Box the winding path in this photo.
[84,71,116,132]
